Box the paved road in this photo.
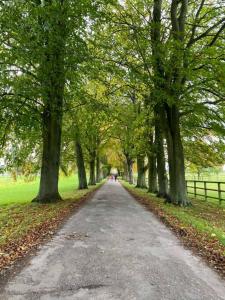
[1,181,225,300]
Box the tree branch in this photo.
[187,18,225,48]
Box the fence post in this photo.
[194,181,197,197]
[204,181,207,201]
[218,182,222,205]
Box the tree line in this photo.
[0,0,224,206]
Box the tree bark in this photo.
[155,106,168,198]
[123,161,128,180]
[60,164,69,177]
[136,155,147,188]
[96,154,101,183]
[164,104,190,206]
[148,152,157,193]
[75,140,88,189]
[33,1,67,203]
[125,154,133,184]
[148,132,158,193]
[89,152,96,185]
[34,99,63,203]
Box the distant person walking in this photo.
[114,174,118,181]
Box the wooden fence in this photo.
[186,180,225,204]
[132,177,225,204]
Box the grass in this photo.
[0,175,79,205]
[185,172,225,204]
[186,180,225,205]
[122,181,225,247]
[0,175,102,254]
[186,172,225,182]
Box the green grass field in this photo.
[185,173,225,204]
[186,181,225,204]
[0,175,79,205]
[185,172,225,182]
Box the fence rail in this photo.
[132,177,225,204]
[186,180,225,204]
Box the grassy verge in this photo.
[0,178,104,273]
[0,175,79,205]
[122,181,225,278]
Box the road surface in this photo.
[1,181,225,299]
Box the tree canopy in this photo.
[0,0,224,206]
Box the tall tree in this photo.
[33,0,68,202]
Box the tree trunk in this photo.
[128,161,133,184]
[155,106,168,198]
[126,155,133,184]
[123,161,128,180]
[89,152,96,185]
[148,131,158,193]
[148,152,157,193]
[96,154,101,183]
[11,170,17,182]
[75,140,87,189]
[60,164,69,177]
[34,104,63,203]
[136,155,147,188]
[33,1,67,203]
[164,104,190,206]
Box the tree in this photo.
[0,0,113,201]
[0,0,224,207]
[32,0,68,202]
